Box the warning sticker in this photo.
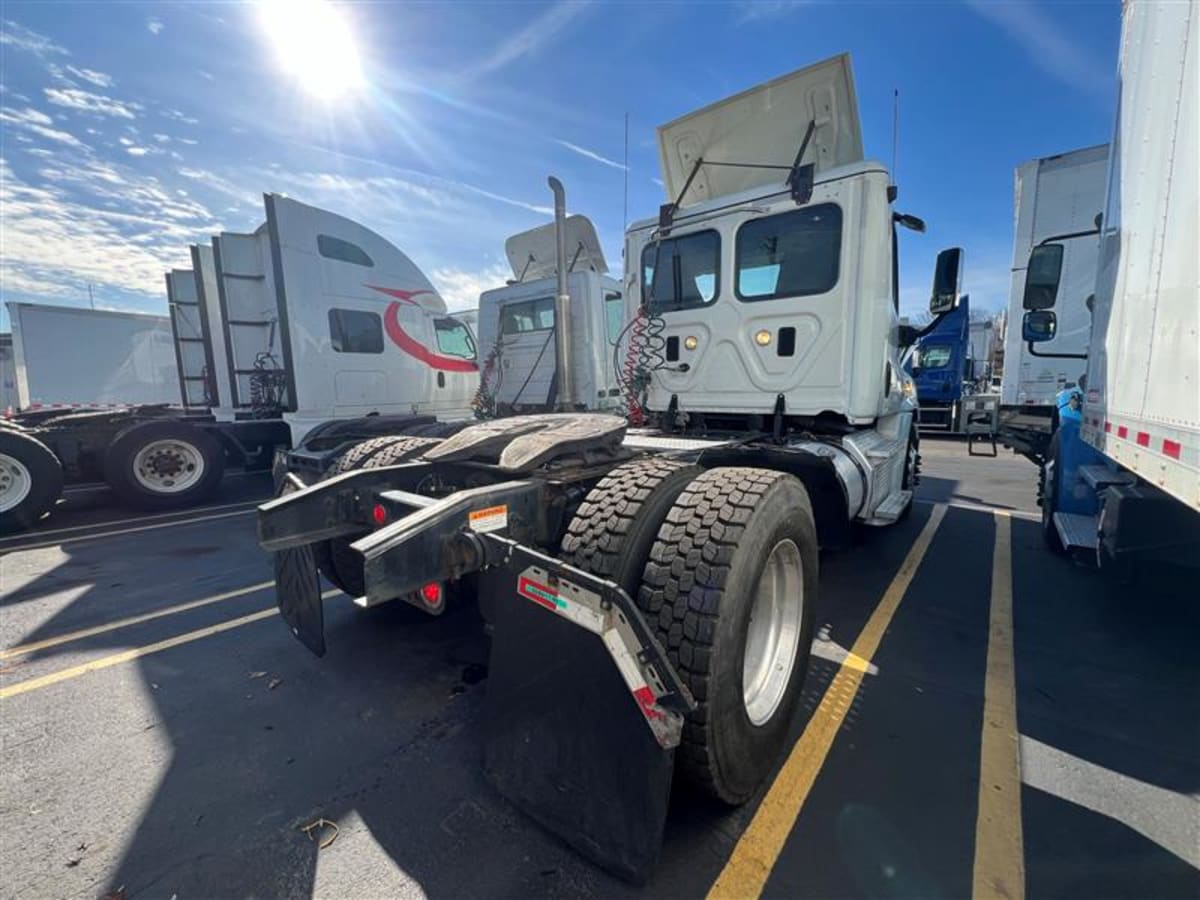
[468,504,508,533]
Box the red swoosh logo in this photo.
[365,284,479,373]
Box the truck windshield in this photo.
[920,345,952,369]
[434,318,476,359]
[641,230,719,314]
[735,204,842,301]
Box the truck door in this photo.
[495,296,557,408]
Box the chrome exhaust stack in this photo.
[548,176,576,411]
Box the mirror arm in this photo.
[1027,343,1088,360]
[1037,227,1100,246]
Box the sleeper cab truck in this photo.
[1022,0,1199,567]
[256,53,968,881]
[0,194,479,533]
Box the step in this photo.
[1078,464,1135,490]
[1054,511,1099,550]
[869,489,912,524]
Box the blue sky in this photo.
[0,1,1119,331]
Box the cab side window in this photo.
[328,308,383,353]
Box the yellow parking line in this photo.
[0,580,274,660]
[0,590,339,700]
[708,503,947,900]
[972,511,1024,900]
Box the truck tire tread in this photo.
[639,467,818,804]
[560,456,702,585]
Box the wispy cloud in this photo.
[44,87,141,119]
[126,146,150,156]
[733,1,808,26]
[555,138,626,171]
[466,2,590,79]
[965,0,1109,96]
[0,20,68,57]
[430,264,511,311]
[0,154,221,305]
[66,66,113,88]
[147,17,164,35]
[0,106,86,148]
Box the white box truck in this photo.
[5,303,179,410]
[0,194,479,532]
[998,144,1109,462]
[1022,0,1199,565]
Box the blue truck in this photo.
[908,296,999,443]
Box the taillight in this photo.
[420,581,443,610]
[371,503,387,526]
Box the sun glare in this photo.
[258,0,365,100]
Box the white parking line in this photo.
[2,508,257,553]
[0,580,274,659]
[0,498,265,548]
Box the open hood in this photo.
[657,54,864,208]
[505,214,607,282]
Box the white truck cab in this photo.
[475,215,624,414]
[207,195,478,442]
[625,55,916,431]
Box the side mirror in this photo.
[1023,243,1064,310]
[1022,310,1057,343]
[898,324,920,348]
[929,247,963,315]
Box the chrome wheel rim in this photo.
[132,439,205,493]
[742,538,804,727]
[0,452,32,513]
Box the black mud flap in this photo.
[481,569,676,883]
[274,544,325,657]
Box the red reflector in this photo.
[1104,421,1112,433]
[371,504,387,525]
[1118,426,1128,439]
[1163,439,1182,459]
[420,581,442,608]
[1136,431,1150,447]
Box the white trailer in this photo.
[474,214,624,416]
[1023,0,1199,563]
[1001,144,1109,406]
[0,194,479,532]
[5,303,179,410]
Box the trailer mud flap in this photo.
[273,544,325,657]
[481,568,675,883]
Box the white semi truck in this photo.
[258,54,963,880]
[473,212,625,417]
[1022,0,1198,563]
[5,303,180,410]
[998,143,1109,463]
[0,194,479,532]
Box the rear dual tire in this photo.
[641,468,818,804]
[563,461,818,806]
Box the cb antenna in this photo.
[890,89,900,188]
[622,111,629,230]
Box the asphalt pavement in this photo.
[0,439,1196,899]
